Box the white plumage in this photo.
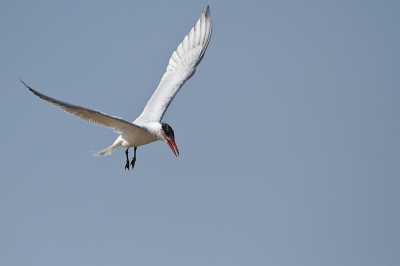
[21,6,212,170]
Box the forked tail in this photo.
[93,140,122,157]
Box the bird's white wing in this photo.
[21,79,141,133]
[135,6,212,123]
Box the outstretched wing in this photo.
[21,79,141,133]
[135,6,212,123]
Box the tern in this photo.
[21,6,212,170]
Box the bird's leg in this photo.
[125,149,130,170]
[130,147,137,169]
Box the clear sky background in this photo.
[1,1,399,265]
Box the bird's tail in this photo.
[93,140,122,157]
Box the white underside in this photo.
[93,121,162,157]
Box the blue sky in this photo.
[1,1,399,265]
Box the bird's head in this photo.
[161,123,179,157]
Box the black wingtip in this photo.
[206,5,210,16]
[19,77,36,94]
[19,77,29,88]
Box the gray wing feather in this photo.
[20,79,140,133]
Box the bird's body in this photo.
[116,122,160,149]
[95,121,165,157]
[21,6,212,170]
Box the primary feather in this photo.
[20,78,141,134]
[135,6,212,123]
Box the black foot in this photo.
[125,149,130,170]
[130,147,137,169]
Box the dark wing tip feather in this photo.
[199,6,212,59]
[19,77,30,90]
[19,77,38,95]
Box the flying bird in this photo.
[21,6,212,170]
